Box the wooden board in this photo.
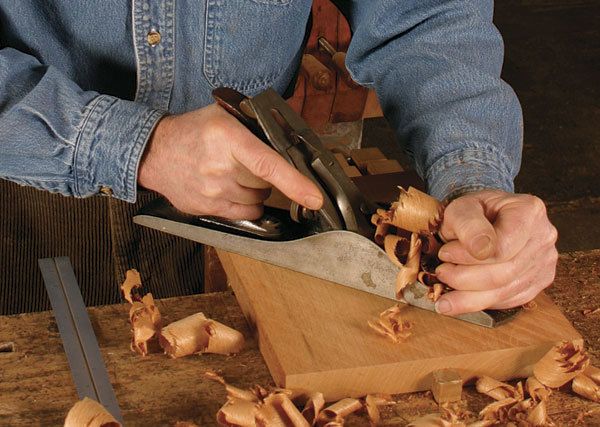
[1,250,599,425]
[217,250,583,401]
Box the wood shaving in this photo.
[584,365,600,382]
[383,234,410,268]
[532,341,590,388]
[364,394,380,426]
[572,374,600,402]
[315,398,362,426]
[522,300,538,310]
[582,307,600,316]
[120,269,142,304]
[371,187,448,317]
[64,397,121,427]
[479,397,518,423]
[207,375,393,427]
[427,283,445,303]
[129,293,162,356]
[367,305,413,343]
[301,392,325,426]
[386,186,444,234]
[407,405,471,426]
[217,397,260,427]
[256,393,309,427]
[526,376,551,402]
[475,376,524,401]
[395,232,422,298]
[371,213,391,246]
[159,312,244,358]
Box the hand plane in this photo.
[133,87,519,328]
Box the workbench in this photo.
[1,250,600,426]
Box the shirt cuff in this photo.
[74,95,166,203]
[425,147,515,202]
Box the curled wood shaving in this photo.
[475,376,523,401]
[572,374,600,402]
[301,392,325,426]
[396,233,422,298]
[64,397,121,427]
[371,213,391,246]
[479,397,518,423]
[217,397,260,427]
[120,269,142,304]
[526,377,551,402]
[533,341,590,388]
[159,312,244,358]
[368,305,413,343]
[584,365,600,383]
[316,398,362,426]
[427,283,445,303]
[129,293,162,356]
[407,405,472,427]
[386,187,444,234]
[364,394,380,426]
[582,307,600,316]
[256,393,309,427]
[383,234,410,268]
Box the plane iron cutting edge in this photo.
[134,87,520,328]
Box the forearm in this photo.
[344,0,523,200]
[0,47,165,202]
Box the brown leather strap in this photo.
[0,180,203,315]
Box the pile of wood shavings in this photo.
[120,269,244,358]
[371,186,446,303]
[408,341,594,426]
[367,305,413,343]
[204,370,395,427]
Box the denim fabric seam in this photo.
[73,95,110,197]
[203,1,286,91]
[122,109,166,201]
[132,1,148,103]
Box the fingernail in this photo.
[304,195,323,210]
[472,234,493,258]
[438,250,452,262]
[435,299,452,314]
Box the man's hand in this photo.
[138,104,323,219]
[434,190,558,315]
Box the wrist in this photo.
[138,114,173,193]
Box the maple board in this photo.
[217,250,582,401]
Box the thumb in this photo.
[439,195,497,260]
[233,136,323,210]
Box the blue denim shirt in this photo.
[0,0,522,203]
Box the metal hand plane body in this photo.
[134,87,518,328]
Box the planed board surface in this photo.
[218,250,583,401]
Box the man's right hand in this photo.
[138,104,324,219]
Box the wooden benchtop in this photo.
[1,250,599,426]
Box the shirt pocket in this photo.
[203,0,310,94]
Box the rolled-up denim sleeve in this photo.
[343,0,523,201]
[0,47,165,202]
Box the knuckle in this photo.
[528,195,547,217]
[546,224,559,244]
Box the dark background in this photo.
[364,0,600,252]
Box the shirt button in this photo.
[100,186,113,196]
[147,30,161,46]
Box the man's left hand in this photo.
[434,190,558,315]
